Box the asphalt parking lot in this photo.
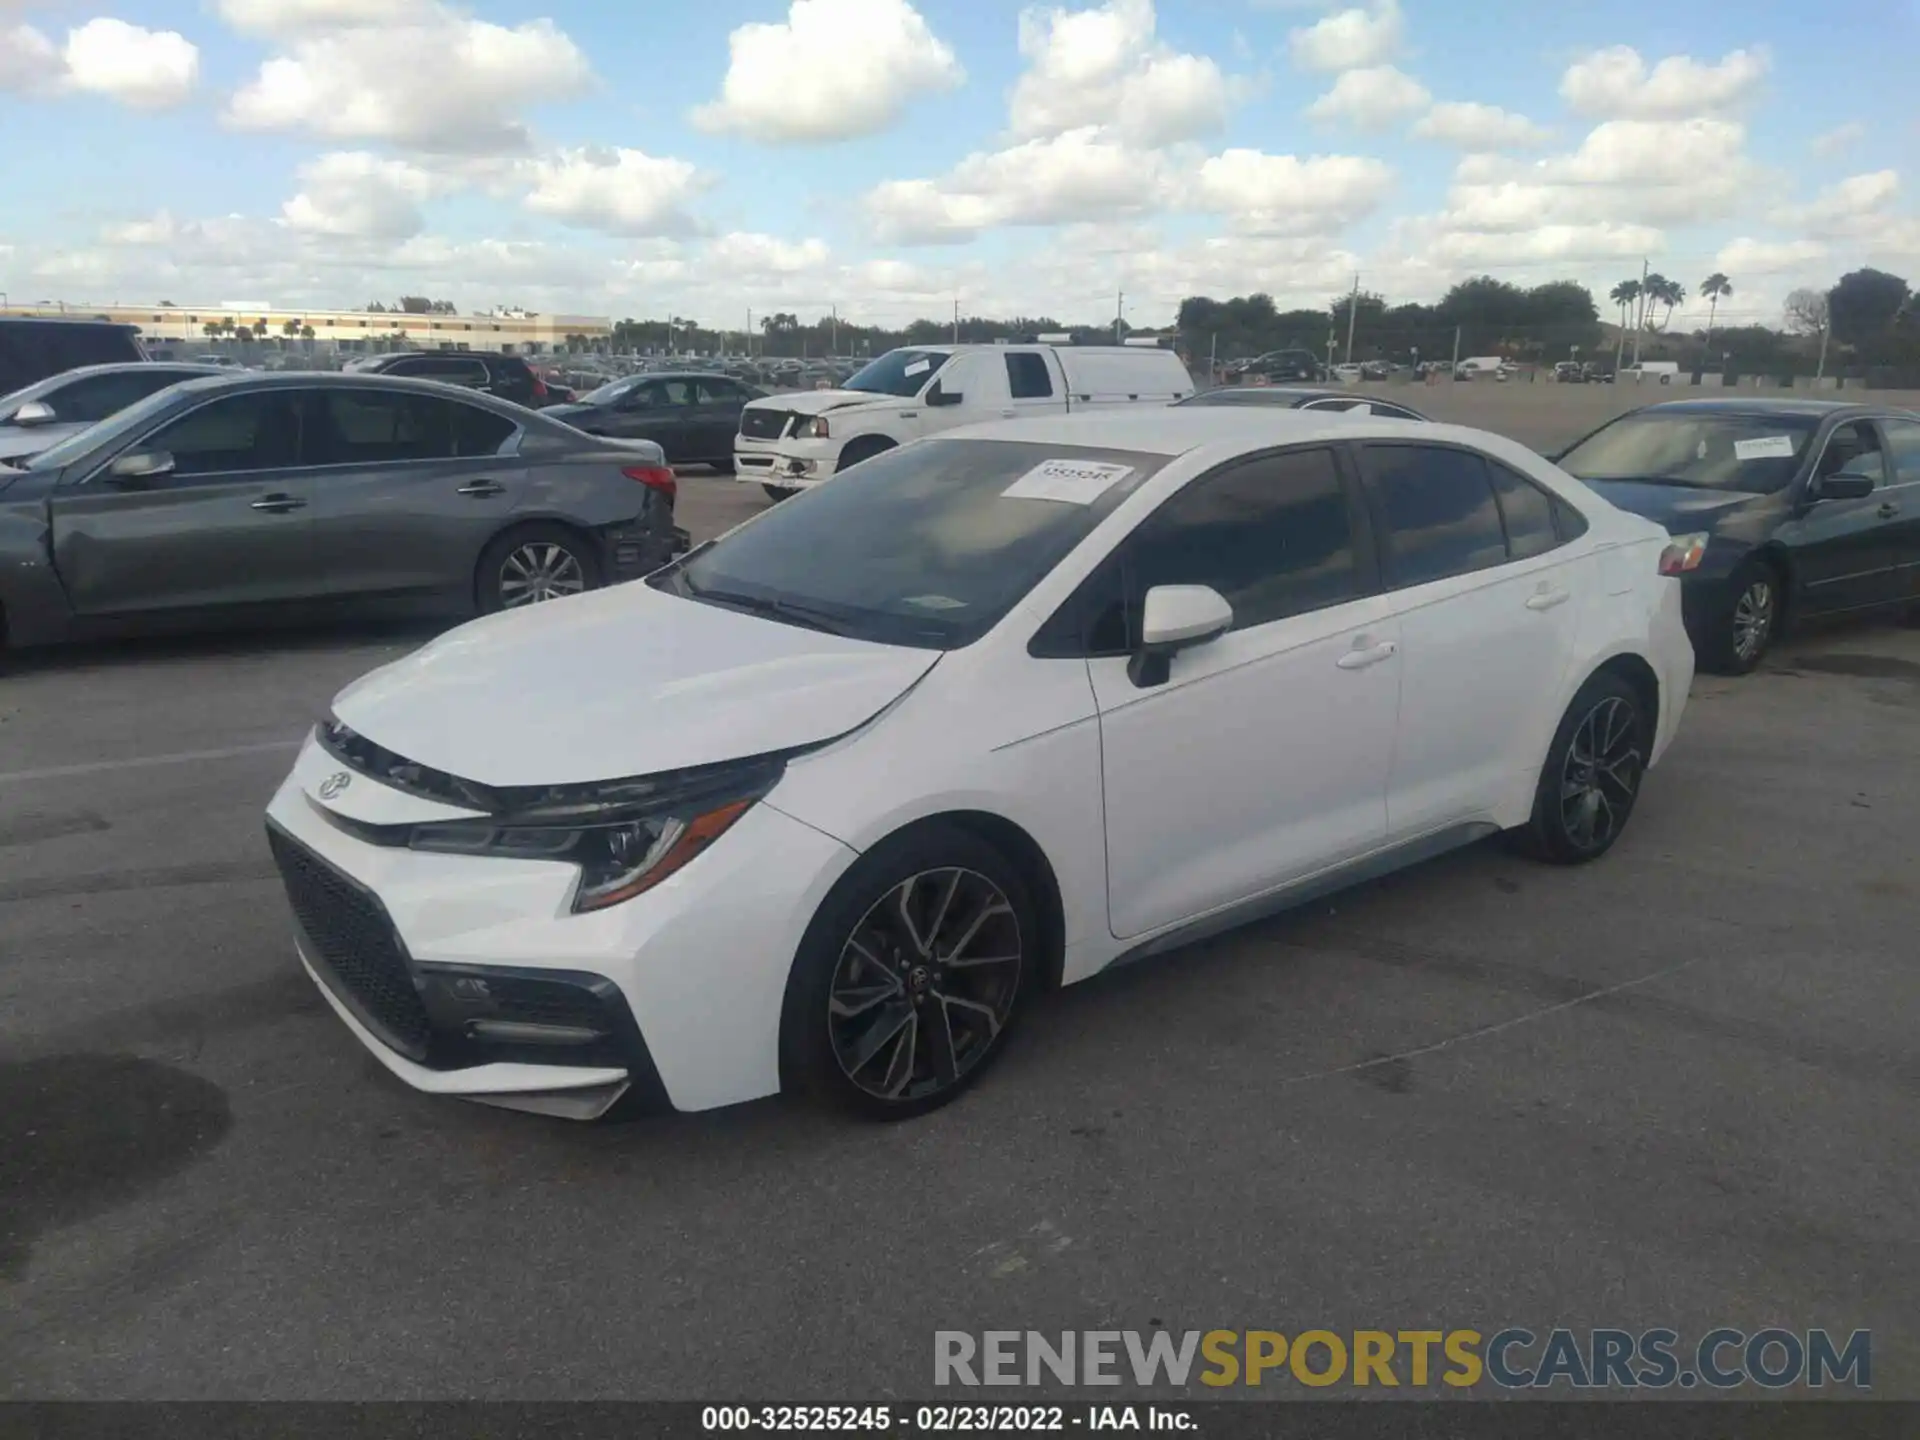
[3,390,1918,1399]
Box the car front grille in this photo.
[737,408,794,441]
[268,826,433,1061]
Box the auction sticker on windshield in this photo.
[903,359,931,377]
[1733,435,1796,460]
[1002,459,1135,505]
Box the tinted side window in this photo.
[52,371,183,424]
[1487,461,1562,560]
[1127,448,1361,636]
[1359,445,1508,588]
[1552,498,1589,541]
[319,390,510,463]
[697,378,744,404]
[1006,353,1054,400]
[141,390,310,477]
[1884,419,1920,484]
[1817,420,1886,482]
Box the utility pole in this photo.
[1816,319,1831,381]
[1344,272,1360,363]
[1631,256,1649,367]
[1114,289,1124,344]
[952,297,959,344]
[1450,324,1462,377]
[746,308,752,358]
[830,303,838,356]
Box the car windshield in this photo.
[1556,413,1820,495]
[841,348,949,398]
[22,384,192,471]
[581,376,642,404]
[656,438,1166,650]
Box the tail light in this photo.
[1658,532,1708,575]
[532,373,549,399]
[622,464,676,500]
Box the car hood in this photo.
[1576,479,1765,533]
[330,580,939,788]
[749,389,903,418]
[0,423,85,462]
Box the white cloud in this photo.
[705,232,834,276]
[1714,238,1829,275]
[1809,122,1865,158]
[1306,65,1429,130]
[1192,150,1394,235]
[1422,222,1663,268]
[225,5,591,152]
[864,128,1181,242]
[214,0,419,33]
[521,148,708,237]
[279,152,448,239]
[1559,45,1768,120]
[1007,0,1233,147]
[1412,101,1550,150]
[1,18,198,107]
[1289,1,1401,72]
[691,0,962,144]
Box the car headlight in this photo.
[407,756,785,913]
[798,415,829,439]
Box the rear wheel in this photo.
[476,523,601,614]
[1511,672,1649,865]
[782,824,1035,1120]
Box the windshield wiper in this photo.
[685,582,853,636]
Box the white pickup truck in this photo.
[733,342,1194,497]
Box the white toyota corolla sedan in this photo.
[266,409,1695,1122]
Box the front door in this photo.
[1354,442,1587,838]
[1089,446,1399,940]
[1787,419,1897,614]
[48,388,330,616]
[1871,417,1920,606]
[693,377,750,462]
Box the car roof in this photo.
[1635,397,1880,418]
[53,361,227,378]
[948,406,1452,456]
[1188,386,1333,404]
[160,370,530,405]
[0,316,141,332]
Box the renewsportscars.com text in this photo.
[933,1328,1871,1390]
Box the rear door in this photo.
[296,386,527,602]
[47,388,333,616]
[693,377,752,460]
[1355,442,1590,840]
[1873,417,1920,604]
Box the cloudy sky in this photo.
[1,0,1916,330]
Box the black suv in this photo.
[344,351,555,408]
[1226,348,1325,383]
[0,318,149,394]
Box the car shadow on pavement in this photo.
[2,619,451,675]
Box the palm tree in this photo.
[1609,279,1641,337]
[1641,273,1672,333]
[1700,273,1732,350]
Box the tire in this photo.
[834,436,895,473]
[780,822,1038,1120]
[762,483,796,502]
[1698,557,1781,675]
[475,522,602,614]
[1510,671,1650,865]
[711,456,735,475]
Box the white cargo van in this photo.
[1453,355,1509,380]
[1620,361,1680,384]
[733,342,1194,497]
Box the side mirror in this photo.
[926,384,963,407]
[1819,469,1876,501]
[11,400,57,427]
[105,450,176,486]
[1127,584,1233,689]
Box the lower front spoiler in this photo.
[297,947,637,1121]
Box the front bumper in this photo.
[264,734,859,1117]
[732,435,841,489]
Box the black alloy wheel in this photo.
[783,824,1036,1119]
[1512,672,1648,864]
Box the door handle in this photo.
[1526,587,1571,611]
[457,481,507,497]
[1878,501,1901,520]
[1000,408,1017,417]
[1336,640,1397,670]
[250,494,306,513]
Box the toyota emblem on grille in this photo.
[317,772,352,800]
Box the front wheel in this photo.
[476,523,601,614]
[762,483,796,502]
[1511,672,1649,865]
[1700,560,1780,675]
[781,824,1036,1120]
